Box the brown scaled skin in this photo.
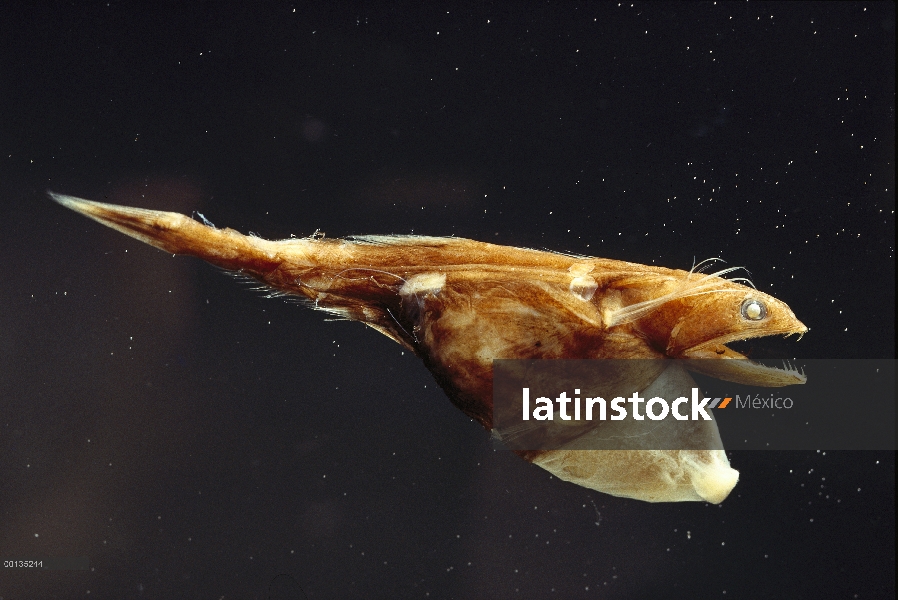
[51,192,808,503]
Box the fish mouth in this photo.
[680,325,808,387]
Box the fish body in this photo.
[52,192,807,503]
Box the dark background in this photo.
[0,2,894,598]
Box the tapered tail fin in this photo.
[49,192,283,275]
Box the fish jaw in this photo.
[681,342,807,386]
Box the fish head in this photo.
[625,274,808,386]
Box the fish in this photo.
[51,192,808,503]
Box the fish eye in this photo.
[740,298,767,321]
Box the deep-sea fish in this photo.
[51,192,807,503]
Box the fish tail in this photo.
[50,192,412,338]
[49,192,302,277]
